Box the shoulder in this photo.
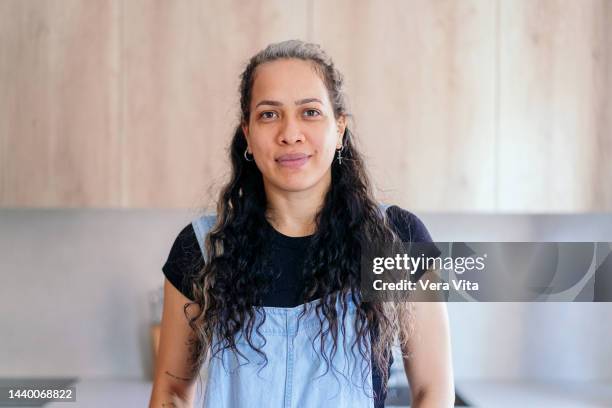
[162,222,205,301]
[164,213,217,278]
[384,204,435,243]
[166,223,202,264]
[383,204,442,275]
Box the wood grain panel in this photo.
[2,1,609,211]
[0,1,8,205]
[123,0,308,209]
[311,0,497,212]
[0,0,122,207]
[498,0,612,212]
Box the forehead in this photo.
[250,58,330,105]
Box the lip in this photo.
[276,152,311,168]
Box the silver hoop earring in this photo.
[244,148,253,162]
[336,145,345,165]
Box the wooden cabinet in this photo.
[1,0,610,211]
[497,0,612,211]
[0,0,122,207]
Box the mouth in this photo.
[275,153,311,169]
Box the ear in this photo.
[241,122,251,152]
[242,122,249,139]
[336,115,347,149]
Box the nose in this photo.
[278,116,304,145]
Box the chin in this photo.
[270,173,319,192]
[264,168,329,193]
[279,180,315,192]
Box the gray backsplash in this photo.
[1,209,611,381]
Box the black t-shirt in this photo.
[162,205,440,407]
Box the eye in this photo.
[259,111,278,120]
[304,109,321,117]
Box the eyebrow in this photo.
[255,98,323,108]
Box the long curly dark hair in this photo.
[186,39,413,395]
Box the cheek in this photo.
[312,123,338,149]
[249,133,273,155]
[321,130,339,155]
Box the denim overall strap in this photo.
[191,214,216,263]
[378,202,390,219]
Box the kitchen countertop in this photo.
[455,380,612,408]
[37,379,612,407]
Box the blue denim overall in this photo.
[191,204,390,408]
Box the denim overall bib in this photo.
[191,203,390,408]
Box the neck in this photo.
[263,172,330,237]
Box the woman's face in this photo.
[242,58,346,195]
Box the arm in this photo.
[401,270,455,407]
[149,278,204,407]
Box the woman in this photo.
[150,40,454,407]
